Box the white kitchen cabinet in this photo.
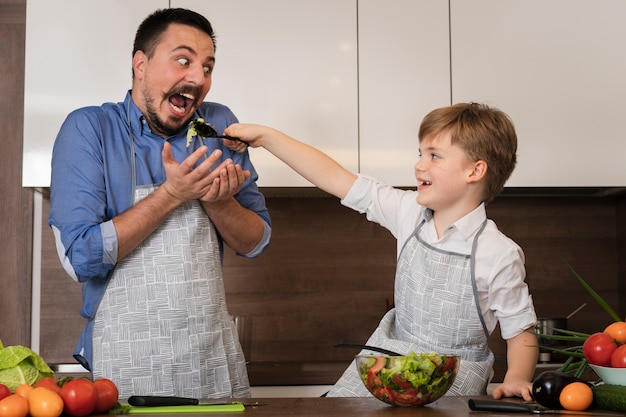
[173,0,359,187]
[450,0,626,187]
[23,1,626,188]
[358,0,451,186]
[22,0,168,187]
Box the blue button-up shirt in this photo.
[49,91,271,330]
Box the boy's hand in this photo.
[224,123,273,148]
[223,137,248,153]
[493,327,538,401]
[491,379,533,402]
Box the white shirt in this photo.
[341,175,537,340]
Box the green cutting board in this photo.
[128,403,245,413]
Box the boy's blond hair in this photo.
[418,102,517,203]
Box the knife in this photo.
[128,395,267,407]
[128,404,245,414]
[468,399,620,416]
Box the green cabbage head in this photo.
[0,340,54,392]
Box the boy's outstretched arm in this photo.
[225,124,358,199]
[491,326,538,401]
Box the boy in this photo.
[225,103,538,399]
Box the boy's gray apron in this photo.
[91,134,249,399]
[327,220,494,397]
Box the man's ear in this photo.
[132,50,147,80]
[467,160,487,184]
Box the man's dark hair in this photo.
[133,8,216,59]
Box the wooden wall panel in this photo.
[37,191,625,385]
[39,193,84,362]
[0,0,32,348]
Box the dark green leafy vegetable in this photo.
[107,402,131,414]
[186,118,248,147]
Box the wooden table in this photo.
[103,396,586,416]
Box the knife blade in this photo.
[468,399,620,416]
[128,395,267,407]
[129,396,198,406]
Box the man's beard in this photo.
[143,95,190,137]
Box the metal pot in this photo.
[535,317,568,346]
[535,317,568,363]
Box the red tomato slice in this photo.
[394,387,421,405]
[392,374,412,390]
[370,356,386,373]
[442,356,456,372]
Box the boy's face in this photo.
[414,132,478,212]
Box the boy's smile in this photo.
[414,132,481,217]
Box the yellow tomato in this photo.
[0,394,29,417]
[559,382,593,411]
[604,321,626,344]
[28,387,64,417]
[14,384,34,399]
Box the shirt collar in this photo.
[442,203,488,240]
[124,91,147,135]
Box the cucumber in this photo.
[592,384,626,412]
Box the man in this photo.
[49,8,271,399]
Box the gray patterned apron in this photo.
[91,132,249,399]
[327,219,494,397]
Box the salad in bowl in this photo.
[355,352,459,407]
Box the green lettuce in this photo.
[380,352,437,387]
[0,340,54,391]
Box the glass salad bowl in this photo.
[355,352,460,407]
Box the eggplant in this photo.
[532,371,590,409]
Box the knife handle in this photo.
[128,396,199,407]
[469,399,536,413]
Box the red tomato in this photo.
[582,332,618,366]
[611,344,626,368]
[92,378,119,414]
[60,378,97,417]
[0,385,9,401]
[442,356,456,372]
[394,387,420,405]
[0,394,29,417]
[34,377,61,395]
[392,374,412,390]
[28,387,64,417]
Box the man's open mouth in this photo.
[169,92,195,115]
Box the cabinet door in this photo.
[22,0,169,187]
[451,0,626,187]
[174,0,359,187]
[358,0,451,186]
